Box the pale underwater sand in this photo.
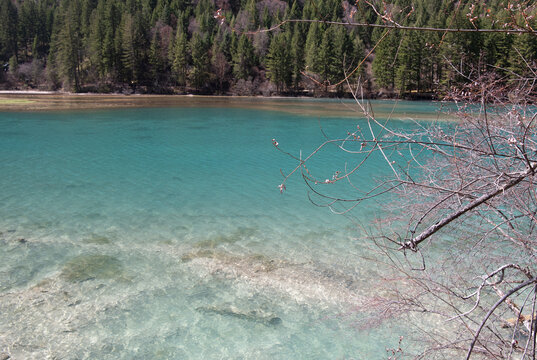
[0,104,445,359]
[0,93,452,121]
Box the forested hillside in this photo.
[0,0,536,96]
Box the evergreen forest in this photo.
[0,0,536,96]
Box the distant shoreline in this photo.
[0,89,436,100]
[0,90,58,95]
[0,92,449,121]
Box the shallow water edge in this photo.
[0,93,451,121]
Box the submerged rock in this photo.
[183,249,363,306]
[196,305,282,326]
[193,227,258,249]
[181,249,282,273]
[181,249,220,262]
[83,235,111,245]
[61,254,123,282]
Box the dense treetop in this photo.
[0,0,536,96]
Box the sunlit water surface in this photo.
[0,100,443,359]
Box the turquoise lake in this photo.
[0,99,445,359]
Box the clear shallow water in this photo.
[0,102,439,359]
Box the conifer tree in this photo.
[266,32,292,93]
[148,29,164,85]
[189,33,210,91]
[18,0,38,60]
[170,19,189,88]
[0,0,18,62]
[34,0,54,60]
[121,11,150,86]
[509,33,537,78]
[52,0,83,91]
[316,26,338,91]
[211,40,230,93]
[88,0,107,78]
[262,7,271,29]
[102,0,122,79]
[244,0,258,31]
[152,0,171,25]
[290,27,305,91]
[372,30,400,90]
[332,25,354,91]
[232,34,255,80]
[483,32,511,75]
[121,14,137,84]
[395,30,423,93]
[8,54,17,74]
[195,0,216,34]
[0,0,534,95]
[287,0,300,21]
[304,21,321,73]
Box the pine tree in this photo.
[195,0,216,34]
[332,25,354,91]
[189,33,210,91]
[262,7,271,29]
[509,33,537,78]
[290,27,305,91]
[148,29,164,85]
[316,26,338,91]
[121,11,150,86]
[0,0,18,62]
[88,0,107,78]
[232,34,255,80]
[439,3,483,86]
[52,0,83,91]
[287,0,300,20]
[244,0,258,31]
[170,20,189,88]
[34,0,55,60]
[266,32,292,93]
[99,0,123,79]
[304,21,321,73]
[8,54,17,74]
[18,0,38,60]
[152,0,171,25]
[0,0,526,95]
[372,30,400,90]
[80,0,98,42]
[121,13,137,84]
[211,40,230,93]
[170,0,190,15]
[395,30,423,94]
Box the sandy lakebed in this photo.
[0,92,452,122]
